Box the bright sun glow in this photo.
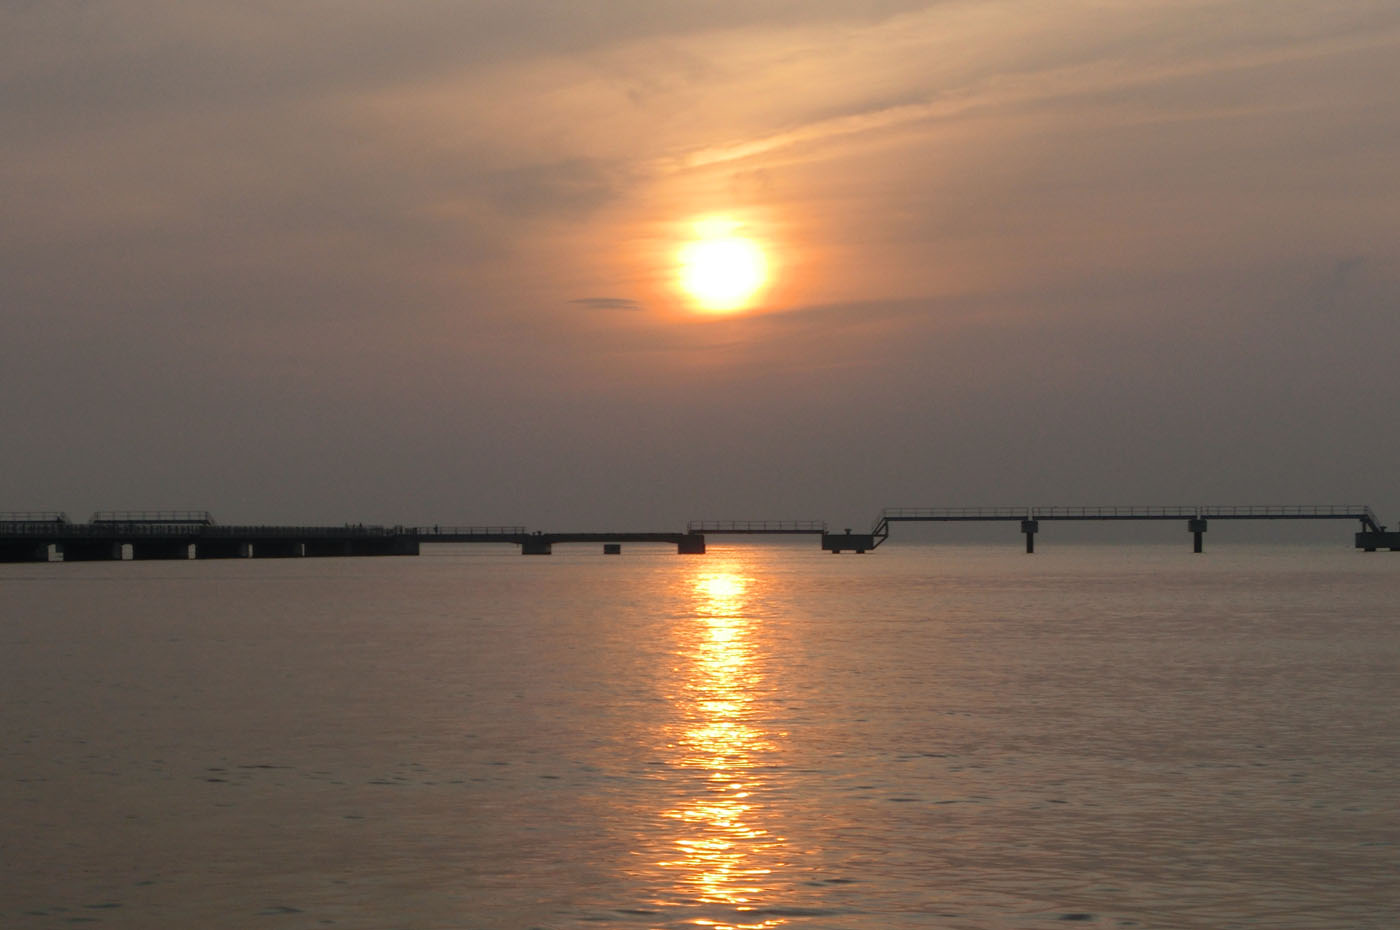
[678,218,768,313]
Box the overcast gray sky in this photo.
[4,1,1398,531]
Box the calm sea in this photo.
[1,542,1396,930]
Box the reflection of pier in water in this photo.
[1,504,1393,562]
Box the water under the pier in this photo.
[1,541,1397,929]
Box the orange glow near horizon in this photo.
[677,217,769,314]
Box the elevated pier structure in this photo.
[683,519,882,553]
[0,518,707,561]
[687,520,826,535]
[0,513,66,562]
[2,504,1390,562]
[519,532,706,555]
[414,526,704,554]
[871,505,1385,553]
[0,512,424,562]
[687,519,831,553]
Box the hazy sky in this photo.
[4,1,1398,530]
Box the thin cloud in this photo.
[571,297,643,311]
[665,23,1400,172]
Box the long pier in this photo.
[0,505,1395,562]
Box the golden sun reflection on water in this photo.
[657,560,787,929]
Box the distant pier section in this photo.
[871,505,1391,554]
[0,512,425,562]
[686,520,878,553]
[0,513,706,561]
[0,504,1393,562]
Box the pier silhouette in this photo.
[869,505,1388,554]
[0,505,1394,562]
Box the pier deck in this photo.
[1,504,1391,561]
[872,505,1384,553]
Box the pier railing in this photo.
[874,504,1381,536]
[91,510,216,525]
[413,526,528,537]
[879,504,1373,520]
[687,520,828,533]
[0,523,414,538]
[0,511,70,525]
[879,507,1031,522]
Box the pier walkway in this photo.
[870,505,1386,553]
[687,520,826,534]
[1,504,1393,562]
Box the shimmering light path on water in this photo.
[1,543,1397,929]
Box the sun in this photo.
[677,218,768,313]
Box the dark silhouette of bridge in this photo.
[0,505,1394,562]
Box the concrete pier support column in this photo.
[1021,519,1039,554]
[131,540,192,560]
[677,534,706,555]
[196,540,250,559]
[521,537,553,555]
[0,541,51,562]
[61,541,122,561]
[604,543,622,554]
[1188,518,1208,553]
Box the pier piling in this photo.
[1021,519,1038,554]
[1188,518,1208,553]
